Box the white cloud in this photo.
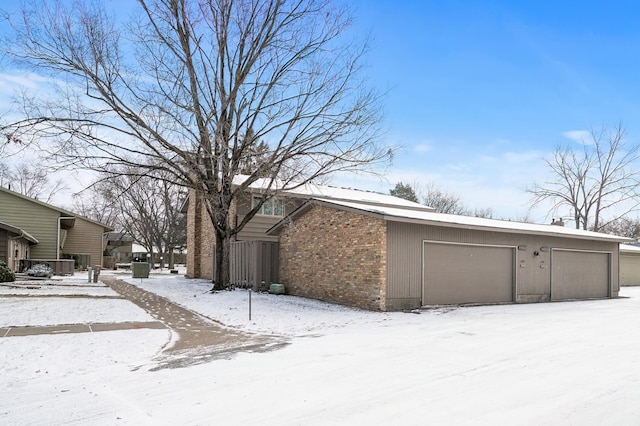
[0,73,47,90]
[413,143,432,153]
[562,130,591,144]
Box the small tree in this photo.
[528,124,640,231]
[389,181,419,202]
[0,261,15,283]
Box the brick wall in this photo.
[185,189,200,278]
[185,190,215,279]
[278,203,388,311]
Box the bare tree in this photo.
[0,161,67,203]
[528,124,640,231]
[598,216,640,239]
[77,169,187,269]
[472,207,493,219]
[1,0,390,289]
[420,182,469,215]
[72,187,120,229]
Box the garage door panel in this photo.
[620,255,640,286]
[552,250,609,300]
[424,243,514,305]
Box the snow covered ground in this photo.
[1,271,640,425]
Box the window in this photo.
[252,197,284,216]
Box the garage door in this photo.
[423,242,514,305]
[551,250,609,300]
[620,254,640,286]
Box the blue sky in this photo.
[340,0,640,220]
[2,1,640,221]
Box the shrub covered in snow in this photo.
[0,260,15,282]
[27,264,53,278]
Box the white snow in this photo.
[301,199,632,242]
[2,270,640,425]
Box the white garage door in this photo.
[423,242,515,305]
[551,249,610,300]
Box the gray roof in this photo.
[268,198,632,243]
[0,220,39,244]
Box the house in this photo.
[266,199,630,311]
[0,221,39,271]
[103,232,135,268]
[0,186,112,273]
[620,244,640,286]
[186,176,433,280]
[186,178,629,311]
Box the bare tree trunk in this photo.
[213,231,230,291]
[168,249,175,270]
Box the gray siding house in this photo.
[268,199,630,311]
[0,187,112,272]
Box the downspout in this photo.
[57,216,74,260]
[101,232,110,268]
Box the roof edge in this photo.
[0,186,113,231]
[267,198,632,243]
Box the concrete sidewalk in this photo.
[101,276,289,369]
[2,321,167,337]
[1,275,288,369]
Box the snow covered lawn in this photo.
[1,271,639,425]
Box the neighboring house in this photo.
[0,186,112,273]
[185,176,433,280]
[103,232,135,268]
[0,221,39,272]
[267,199,630,310]
[620,244,640,286]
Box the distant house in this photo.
[185,176,433,280]
[0,186,112,273]
[103,232,135,268]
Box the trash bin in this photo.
[92,265,101,283]
[132,262,150,278]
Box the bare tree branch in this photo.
[1,0,391,289]
[527,123,640,231]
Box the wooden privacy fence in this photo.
[229,240,279,290]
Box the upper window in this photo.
[252,197,284,216]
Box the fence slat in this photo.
[229,240,279,289]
